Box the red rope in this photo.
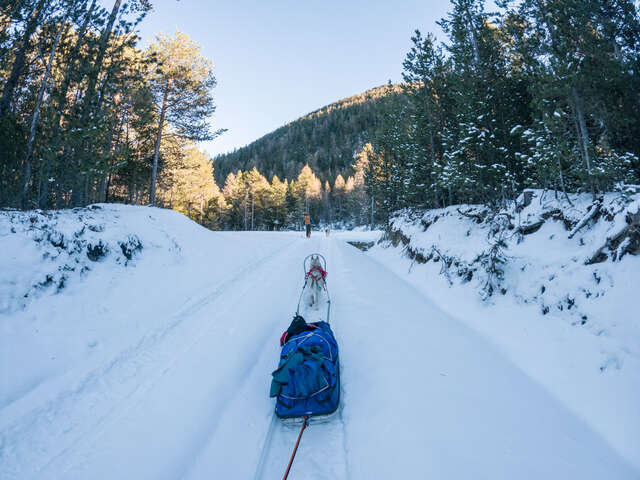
[282,416,309,480]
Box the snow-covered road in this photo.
[1,212,637,479]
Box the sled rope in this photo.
[282,416,309,480]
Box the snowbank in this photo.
[1,205,149,314]
[0,204,294,447]
[369,188,640,470]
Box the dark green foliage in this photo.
[363,0,640,225]
[365,84,412,225]
[0,115,27,206]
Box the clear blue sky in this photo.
[136,0,453,157]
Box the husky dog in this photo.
[303,255,326,309]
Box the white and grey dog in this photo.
[303,255,326,309]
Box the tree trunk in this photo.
[41,0,97,209]
[97,106,121,203]
[55,164,64,209]
[85,174,91,205]
[81,0,122,120]
[52,0,95,123]
[0,0,47,118]
[465,9,480,68]
[571,86,595,199]
[612,38,622,63]
[21,13,67,208]
[243,194,248,230]
[98,177,107,202]
[74,0,119,191]
[556,153,573,207]
[128,174,134,203]
[150,78,170,205]
[105,172,111,202]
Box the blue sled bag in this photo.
[270,321,340,419]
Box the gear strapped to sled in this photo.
[270,321,339,418]
[269,253,339,479]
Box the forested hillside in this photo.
[212,84,403,185]
[209,0,640,231]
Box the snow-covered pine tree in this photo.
[369,83,411,224]
[438,0,526,205]
[402,30,448,208]
[516,0,640,196]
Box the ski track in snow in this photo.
[250,238,350,480]
[2,229,638,479]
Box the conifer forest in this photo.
[1,0,639,230]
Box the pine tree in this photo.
[323,180,331,223]
[147,31,222,205]
[369,84,410,224]
[267,176,288,230]
[333,174,346,218]
[402,30,448,208]
[352,143,373,225]
[293,164,322,221]
[516,0,640,195]
[438,0,525,205]
[169,146,219,222]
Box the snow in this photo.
[372,189,640,472]
[1,204,638,478]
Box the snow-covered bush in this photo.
[382,188,640,318]
[0,205,145,313]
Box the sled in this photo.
[297,254,331,325]
[271,254,339,424]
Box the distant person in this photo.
[304,213,313,238]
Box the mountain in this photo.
[212,84,403,185]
